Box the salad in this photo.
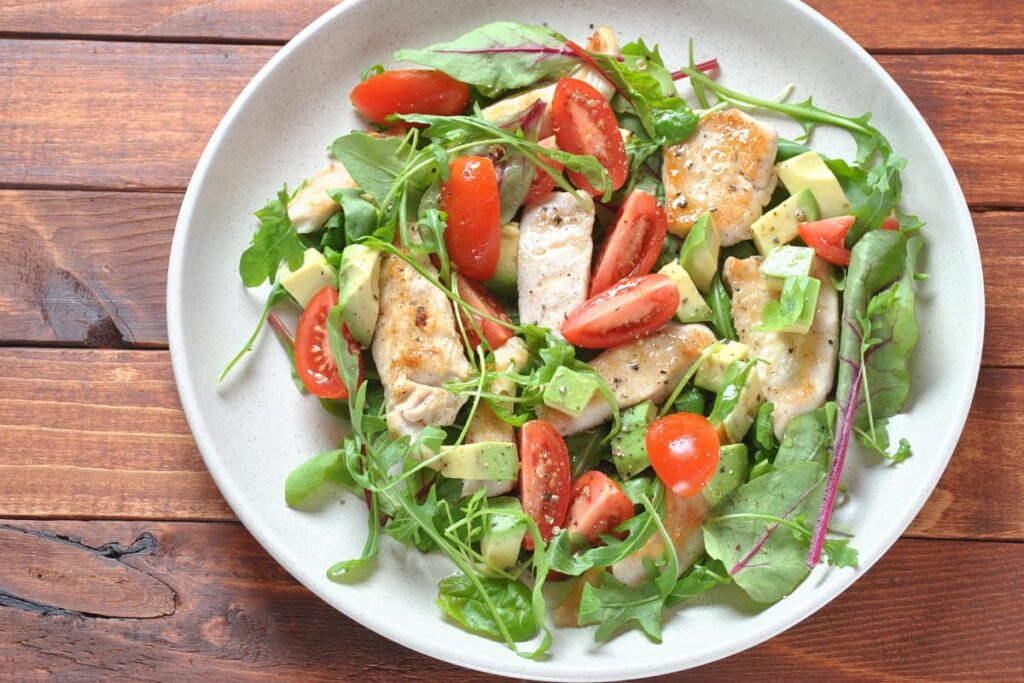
[225,21,924,656]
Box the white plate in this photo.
[167,1,983,679]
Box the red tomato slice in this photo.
[524,136,565,205]
[798,215,855,266]
[294,286,363,399]
[519,420,572,550]
[349,69,469,125]
[590,190,668,296]
[455,277,515,351]
[440,156,502,280]
[646,413,720,498]
[561,274,680,349]
[881,216,900,231]
[551,77,628,196]
[565,471,636,545]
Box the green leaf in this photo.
[327,187,378,244]
[707,273,737,342]
[239,187,306,287]
[220,281,289,380]
[284,447,357,506]
[437,574,539,642]
[564,428,610,479]
[665,557,731,608]
[496,152,535,224]
[330,132,411,204]
[775,403,836,468]
[394,22,576,93]
[756,276,819,332]
[702,462,827,603]
[708,359,758,426]
[823,538,859,568]
[578,573,665,642]
[754,402,777,454]
[673,385,706,415]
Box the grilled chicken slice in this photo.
[462,337,529,498]
[723,255,839,438]
[481,26,620,136]
[612,491,709,587]
[662,109,779,245]
[287,161,358,234]
[372,252,473,443]
[538,324,716,435]
[517,192,595,332]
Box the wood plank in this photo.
[0,191,178,347]
[1,41,1022,206]
[0,348,1020,540]
[0,0,1019,51]
[0,520,1019,681]
[3,192,1019,367]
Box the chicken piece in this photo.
[612,491,709,587]
[517,192,595,332]
[723,255,839,438]
[372,252,473,443]
[662,109,779,245]
[462,337,529,498]
[481,26,620,137]
[537,324,716,435]
[287,161,358,234]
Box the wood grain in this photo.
[3,193,1019,366]
[0,519,1019,681]
[0,348,1020,540]
[1,41,1022,206]
[0,0,1020,51]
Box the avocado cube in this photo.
[751,189,820,255]
[704,444,749,507]
[658,262,713,323]
[678,213,720,293]
[437,442,520,481]
[761,246,816,294]
[543,366,599,417]
[694,340,750,393]
[610,401,657,479]
[711,364,766,444]
[776,151,852,219]
[279,248,338,308]
[480,497,527,574]
[337,244,382,347]
[485,222,519,296]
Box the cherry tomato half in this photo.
[798,215,855,266]
[561,273,680,349]
[646,413,720,498]
[524,136,565,205]
[519,420,572,550]
[551,77,628,196]
[349,69,469,125]
[440,156,502,281]
[294,286,364,399]
[881,216,900,231]
[565,471,636,545]
[455,277,515,351]
[590,190,668,296]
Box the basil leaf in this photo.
[437,574,539,642]
[394,22,576,94]
[239,187,306,287]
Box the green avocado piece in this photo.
[694,339,750,393]
[710,362,766,444]
[658,262,713,323]
[757,276,821,335]
[610,400,657,479]
[337,244,381,347]
[485,222,519,296]
[751,189,820,255]
[542,366,599,417]
[437,442,520,481]
[704,444,749,507]
[679,212,721,293]
[480,497,527,574]
[279,247,338,308]
[776,150,852,219]
[760,246,815,293]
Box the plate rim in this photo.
[166,0,985,679]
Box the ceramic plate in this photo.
[167,0,983,679]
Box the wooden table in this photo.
[1,1,1022,680]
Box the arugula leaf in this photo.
[775,403,836,468]
[703,461,826,603]
[285,447,357,506]
[437,575,539,642]
[220,281,289,380]
[708,359,758,426]
[753,402,777,454]
[565,428,611,479]
[394,22,577,94]
[239,187,306,287]
[756,276,820,332]
[327,187,378,244]
[666,557,731,607]
[707,273,738,341]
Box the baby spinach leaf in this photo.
[775,403,836,468]
[330,132,411,204]
[284,447,357,506]
[437,574,539,642]
[239,187,306,287]
[703,461,826,603]
[394,22,577,93]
